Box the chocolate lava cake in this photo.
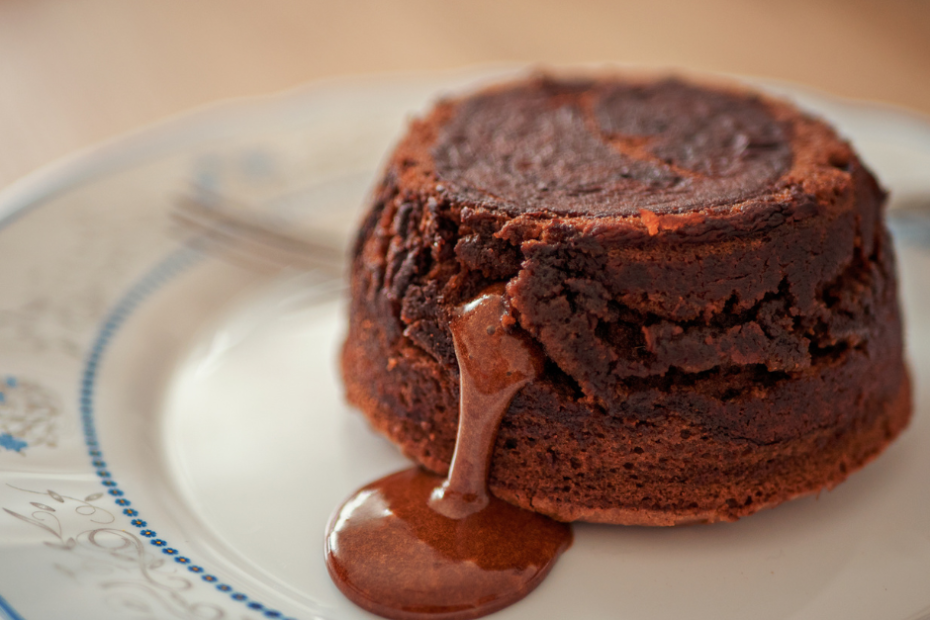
[341,75,911,525]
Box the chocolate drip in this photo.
[325,289,572,620]
[429,287,543,518]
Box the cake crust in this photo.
[341,75,911,524]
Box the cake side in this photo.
[341,75,911,524]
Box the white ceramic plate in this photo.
[1,68,930,620]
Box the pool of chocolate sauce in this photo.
[325,289,573,620]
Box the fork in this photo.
[172,191,346,276]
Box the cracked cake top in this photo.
[385,74,879,241]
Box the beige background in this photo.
[2,0,929,191]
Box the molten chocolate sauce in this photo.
[325,289,572,620]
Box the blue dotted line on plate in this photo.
[0,591,27,620]
[80,248,298,620]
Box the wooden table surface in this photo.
[2,0,928,192]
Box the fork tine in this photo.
[173,195,345,274]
